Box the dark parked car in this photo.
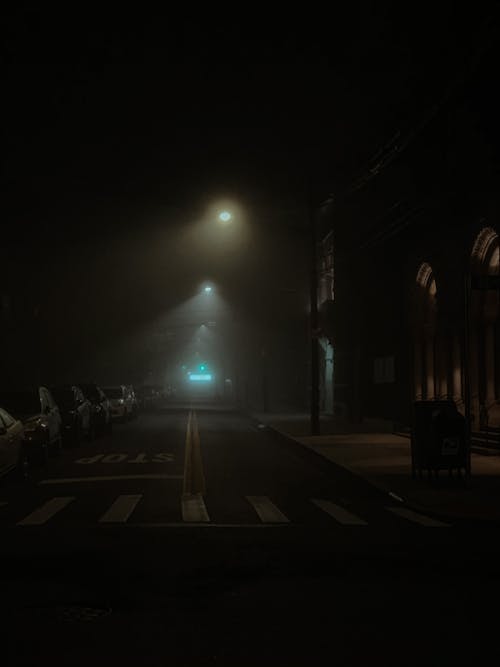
[126,385,139,418]
[0,387,62,464]
[136,385,162,412]
[51,385,93,446]
[102,385,132,422]
[0,406,27,479]
[77,383,112,435]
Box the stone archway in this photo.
[470,227,500,428]
[413,263,438,400]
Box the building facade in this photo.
[318,43,500,430]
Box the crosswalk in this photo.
[310,498,368,526]
[0,494,451,528]
[182,494,210,523]
[386,506,450,527]
[99,494,142,523]
[246,496,290,524]
[17,497,75,526]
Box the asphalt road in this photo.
[1,404,500,666]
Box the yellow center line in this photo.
[191,410,206,495]
[182,409,206,497]
[182,410,193,496]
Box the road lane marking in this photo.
[125,523,291,529]
[101,454,128,463]
[127,453,150,464]
[150,453,175,463]
[182,411,193,494]
[39,474,183,484]
[386,507,450,527]
[18,497,75,525]
[182,493,210,522]
[75,453,175,465]
[246,496,290,523]
[191,411,206,494]
[100,494,142,523]
[76,455,105,464]
[183,410,206,495]
[311,499,368,526]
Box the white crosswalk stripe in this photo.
[182,494,210,522]
[4,494,453,528]
[386,507,450,527]
[17,497,75,526]
[99,494,142,523]
[311,498,368,526]
[246,496,290,523]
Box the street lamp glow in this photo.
[204,286,213,294]
[218,211,232,223]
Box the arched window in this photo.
[471,227,499,274]
[470,227,500,427]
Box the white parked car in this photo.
[0,406,28,479]
[0,387,63,464]
[102,386,133,422]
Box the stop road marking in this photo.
[75,452,174,464]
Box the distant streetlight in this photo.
[218,211,232,223]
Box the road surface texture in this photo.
[1,404,500,666]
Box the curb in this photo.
[248,413,411,502]
[263,422,414,504]
[249,414,497,522]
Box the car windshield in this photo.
[103,387,123,398]
[0,391,40,415]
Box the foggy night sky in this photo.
[2,3,497,368]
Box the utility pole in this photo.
[261,345,269,413]
[463,271,472,481]
[309,189,320,436]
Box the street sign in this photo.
[188,374,212,382]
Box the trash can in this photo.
[411,400,467,477]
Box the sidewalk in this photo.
[252,412,500,521]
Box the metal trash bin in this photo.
[411,400,467,477]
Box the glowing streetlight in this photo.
[204,285,213,294]
[218,211,232,223]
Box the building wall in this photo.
[320,46,500,427]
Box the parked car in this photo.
[0,387,62,464]
[50,385,92,446]
[77,383,112,435]
[0,406,27,479]
[102,385,132,422]
[126,385,138,418]
[136,385,162,412]
[164,384,176,399]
